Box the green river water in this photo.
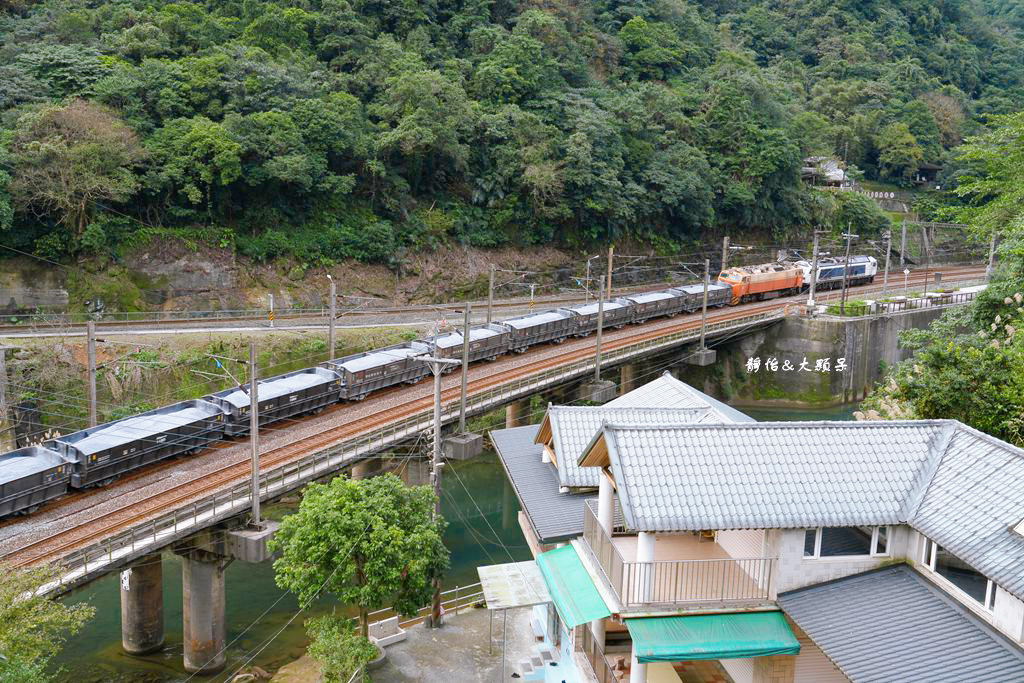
[53,402,855,682]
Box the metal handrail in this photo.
[822,287,981,318]
[582,501,774,608]
[355,581,485,631]
[45,309,783,593]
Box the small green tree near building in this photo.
[270,473,449,637]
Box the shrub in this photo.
[305,615,378,683]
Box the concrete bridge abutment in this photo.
[119,553,164,655]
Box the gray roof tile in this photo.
[604,421,942,532]
[547,406,716,488]
[601,419,1024,602]
[607,372,755,423]
[780,565,1024,683]
[489,425,595,544]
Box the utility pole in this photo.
[248,341,261,528]
[268,294,275,328]
[882,229,892,298]
[585,258,592,304]
[699,259,710,352]
[922,227,930,292]
[987,233,997,280]
[0,348,6,421]
[594,279,605,382]
[327,276,336,358]
[807,230,824,309]
[529,284,535,309]
[606,246,614,299]
[458,305,471,433]
[900,220,907,267]
[486,264,495,325]
[721,236,730,272]
[840,230,858,315]
[0,347,8,448]
[419,354,459,628]
[87,321,97,427]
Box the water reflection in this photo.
[54,451,527,682]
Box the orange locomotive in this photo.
[717,263,805,305]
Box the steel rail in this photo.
[0,266,985,335]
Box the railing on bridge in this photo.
[820,287,982,317]
[44,308,784,593]
[582,500,774,609]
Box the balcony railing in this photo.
[583,500,774,609]
[581,622,620,683]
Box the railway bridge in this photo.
[0,264,987,673]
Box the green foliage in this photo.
[0,564,95,680]
[304,615,377,683]
[863,293,1024,444]
[8,100,143,238]
[0,0,1021,258]
[953,112,1024,256]
[875,123,925,184]
[270,473,448,636]
[825,299,869,316]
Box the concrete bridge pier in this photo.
[505,399,531,428]
[120,553,164,655]
[619,362,638,395]
[350,456,380,480]
[579,380,617,404]
[179,548,229,674]
[399,457,430,485]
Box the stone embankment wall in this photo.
[682,307,947,406]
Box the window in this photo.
[803,527,890,558]
[803,529,817,557]
[921,537,998,612]
[820,527,873,556]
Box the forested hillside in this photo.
[1,0,1022,266]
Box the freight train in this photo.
[0,255,876,518]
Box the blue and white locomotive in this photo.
[796,255,877,291]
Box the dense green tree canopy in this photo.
[860,283,1024,445]
[270,474,448,637]
[0,0,1022,262]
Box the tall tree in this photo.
[270,473,448,637]
[875,122,925,183]
[953,111,1024,252]
[8,100,143,238]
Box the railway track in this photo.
[0,265,983,336]
[0,265,988,568]
[0,279,686,336]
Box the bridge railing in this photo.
[45,309,784,593]
[820,288,982,317]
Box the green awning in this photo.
[626,612,800,662]
[536,545,611,629]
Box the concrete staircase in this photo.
[516,647,557,680]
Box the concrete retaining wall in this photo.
[679,307,947,406]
